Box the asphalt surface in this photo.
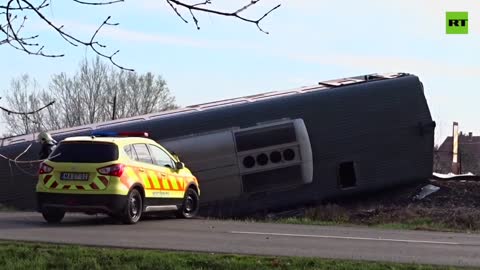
[1,212,480,267]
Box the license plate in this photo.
[60,172,89,181]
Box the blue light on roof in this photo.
[91,131,118,137]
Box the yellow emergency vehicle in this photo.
[36,131,200,224]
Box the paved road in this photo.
[1,212,480,267]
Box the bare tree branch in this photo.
[0,100,55,116]
[1,58,177,135]
[166,0,188,23]
[166,0,281,34]
[0,0,48,10]
[0,0,280,70]
[1,0,130,69]
[72,0,124,6]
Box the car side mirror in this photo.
[175,161,184,170]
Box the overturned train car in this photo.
[0,73,435,216]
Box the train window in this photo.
[338,161,357,189]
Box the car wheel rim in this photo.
[130,194,140,218]
[184,193,196,215]
[185,197,193,212]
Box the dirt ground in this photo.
[266,179,480,231]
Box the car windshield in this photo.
[49,141,119,163]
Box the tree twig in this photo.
[2,0,131,69]
[166,0,281,34]
[0,0,280,70]
[72,0,124,6]
[0,100,55,116]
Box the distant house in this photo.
[435,132,480,174]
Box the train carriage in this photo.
[0,73,435,216]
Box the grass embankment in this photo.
[0,241,470,270]
[264,180,480,233]
[278,216,456,232]
[273,205,466,233]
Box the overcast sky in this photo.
[1,0,479,145]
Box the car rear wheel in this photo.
[177,187,199,219]
[42,208,65,224]
[121,189,143,224]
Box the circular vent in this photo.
[243,156,255,168]
[270,151,282,163]
[256,153,268,166]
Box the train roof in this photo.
[0,72,411,147]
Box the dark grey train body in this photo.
[0,73,435,215]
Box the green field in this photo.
[0,241,471,270]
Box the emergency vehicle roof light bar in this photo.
[91,131,149,138]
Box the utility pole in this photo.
[112,92,117,121]
[452,122,460,174]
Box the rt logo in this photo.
[446,12,468,34]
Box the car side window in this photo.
[132,144,153,164]
[148,145,175,168]
[124,144,138,161]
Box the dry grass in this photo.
[266,180,480,232]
